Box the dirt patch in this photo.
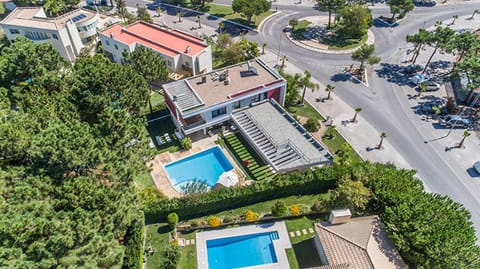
[295,115,328,141]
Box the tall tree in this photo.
[329,176,371,211]
[232,0,271,25]
[351,44,381,70]
[405,28,433,63]
[458,130,471,148]
[352,107,361,122]
[386,0,415,20]
[298,70,319,104]
[337,4,372,39]
[325,84,335,100]
[452,32,478,63]
[44,0,66,17]
[316,0,345,29]
[116,0,128,22]
[137,6,152,23]
[422,26,455,73]
[377,132,387,149]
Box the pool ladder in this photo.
[270,231,279,241]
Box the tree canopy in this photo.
[316,0,345,28]
[337,4,372,39]
[387,0,415,20]
[351,44,381,69]
[0,38,149,268]
[232,0,271,24]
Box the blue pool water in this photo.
[164,146,233,192]
[207,232,279,269]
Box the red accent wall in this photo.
[267,87,281,103]
[165,94,177,119]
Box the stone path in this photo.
[289,227,315,238]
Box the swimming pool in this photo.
[164,146,233,192]
[207,232,279,269]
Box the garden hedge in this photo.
[122,215,145,269]
[144,166,338,222]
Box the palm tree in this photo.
[44,0,66,17]
[280,55,288,69]
[299,71,319,104]
[458,130,471,148]
[196,15,202,28]
[325,84,335,100]
[422,26,455,74]
[450,15,459,25]
[262,43,266,55]
[352,107,362,123]
[469,9,479,20]
[177,12,182,22]
[418,82,428,97]
[156,7,164,17]
[377,132,387,149]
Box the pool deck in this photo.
[147,132,245,198]
[196,221,292,269]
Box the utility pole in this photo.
[276,33,282,68]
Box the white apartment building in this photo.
[99,21,212,76]
[0,7,99,61]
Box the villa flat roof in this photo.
[240,101,332,169]
[1,7,96,30]
[163,59,284,114]
[101,21,207,57]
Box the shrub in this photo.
[271,201,288,217]
[190,219,201,227]
[244,210,260,222]
[303,118,320,132]
[222,216,233,224]
[311,197,331,212]
[144,167,337,221]
[181,137,192,150]
[290,205,301,216]
[207,216,221,227]
[167,212,179,230]
[122,216,144,269]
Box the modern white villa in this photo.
[99,21,212,76]
[0,7,101,61]
[163,58,332,172]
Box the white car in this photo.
[411,74,429,85]
[474,161,480,174]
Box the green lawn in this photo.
[205,3,273,28]
[145,223,171,269]
[223,133,273,180]
[286,248,300,269]
[146,117,181,153]
[288,102,325,121]
[291,20,312,40]
[178,245,196,269]
[285,216,324,268]
[209,193,328,218]
[288,101,362,164]
[323,32,368,50]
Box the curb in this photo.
[284,29,375,55]
[258,10,282,32]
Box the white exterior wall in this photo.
[195,46,212,75]
[99,33,133,62]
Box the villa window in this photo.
[105,40,110,46]
[167,61,172,67]
[233,100,241,109]
[114,44,119,50]
[251,93,261,103]
[211,107,226,118]
[52,33,58,40]
[9,29,19,34]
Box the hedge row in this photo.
[144,166,339,222]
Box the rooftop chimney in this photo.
[110,32,114,38]
[328,209,351,225]
[185,46,191,53]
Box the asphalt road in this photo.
[254,4,480,239]
[124,0,480,238]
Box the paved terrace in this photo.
[233,100,332,171]
[163,59,284,114]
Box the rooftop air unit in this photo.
[328,209,351,225]
[246,61,258,75]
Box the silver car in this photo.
[438,115,470,128]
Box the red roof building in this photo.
[99,21,212,76]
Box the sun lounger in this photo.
[155,136,164,146]
[164,133,172,143]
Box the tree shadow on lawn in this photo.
[375,62,412,86]
[293,238,323,268]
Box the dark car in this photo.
[417,102,447,115]
[403,64,424,74]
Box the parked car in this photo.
[411,74,429,85]
[419,80,441,91]
[438,115,470,128]
[403,64,424,74]
[417,102,447,115]
[474,161,480,174]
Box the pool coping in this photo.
[196,221,292,269]
[162,145,237,193]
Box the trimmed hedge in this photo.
[145,166,338,222]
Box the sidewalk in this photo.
[258,50,412,170]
